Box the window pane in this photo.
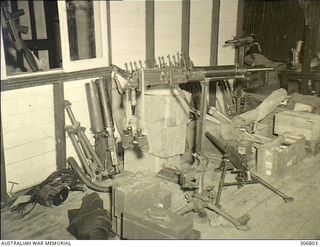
[66,0,96,61]
[1,0,62,75]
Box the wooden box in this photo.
[274,110,320,141]
[257,133,306,177]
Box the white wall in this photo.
[217,0,239,65]
[1,86,56,193]
[110,1,146,68]
[154,1,182,59]
[189,0,213,66]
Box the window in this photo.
[0,0,108,78]
[1,0,62,76]
[58,0,108,72]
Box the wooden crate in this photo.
[274,110,320,141]
[257,133,306,177]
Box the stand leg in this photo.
[215,161,227,207]
[251,173,294,202]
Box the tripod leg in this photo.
[250,173,294,202]
[66,129,93,178]
[206,203,250,231]
[215,162,227,207]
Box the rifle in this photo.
[1,1,40,72]
[205,131,294,207]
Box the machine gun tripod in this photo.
[176,188,251,231]
[205,132,294,208]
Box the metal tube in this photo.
[78,131,104,170]
[66,128,92,177]
[195,80,209,155]
[206,203,250,231]
[97,79,114,130]
[215,162,228,206]
[67,157,111,193]
[97,78,120,173]
[250,173,294,202]
[85,81,104,133]
[65,106,77,125]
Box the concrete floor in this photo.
[1,152,319,240]
[1,84,320,240]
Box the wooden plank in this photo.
[209,0,220,66]
[209,0,220,106]
[181,0,190,58]
[145,0,155,68]
[27,1,38,56]
[106,0,113,65]
[43,1,60,68]
[1,67,111,91]
[53,82,66,170]
[1,120,8,206]
[236,0,245,36]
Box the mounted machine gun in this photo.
[113,54,273,230]
[205,131,294,208]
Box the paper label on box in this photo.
[266,150,273,155]
[266,170,272,175]
[265,161,273,169]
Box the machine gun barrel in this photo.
[190,65,273,80]
[205,132,243,170]
[115,63,274,90]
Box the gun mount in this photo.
[205,131,294,207]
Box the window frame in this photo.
[57,0,108,72]
[0,0,109,79]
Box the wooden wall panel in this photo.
[243,0,305,62]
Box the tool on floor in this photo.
[67,192,114,240]
[10,169,84,217]
[205,131,295,206]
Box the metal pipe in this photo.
[97,79,114,130]
[215,161,228,206]
[97,78,120,173]
[206,203,250,231]
[85,81,104,133]
[65,127,93,177]
[195,80,209,155]
[67,157,111,193]
[250,173,294,202]
[78,131,104,170]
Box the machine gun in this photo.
[225,34,262,114]
[114,56,273,190]
[121,62,272,93]
[113,57,274,231]
[1,1,40,72]
[205,131,294,207]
